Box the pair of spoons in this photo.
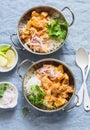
[74,48,90,111]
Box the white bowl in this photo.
[0,44,18,72]
[0,82,18,109]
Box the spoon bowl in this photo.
[76,48,88,70]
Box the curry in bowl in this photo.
[16,6,72,55]
[20,11,68,53]
[23,62,74,110]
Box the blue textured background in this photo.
[0,0,90,130]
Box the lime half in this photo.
[6,50,16,68]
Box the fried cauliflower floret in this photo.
[40,76,52,89]
[54,97,67,107]
[30,16,43,28]
[41,12,48,18]
[62,73,69,85]
[32,11,39,17]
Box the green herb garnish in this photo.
[27,85,45,105]
[22,107,30,116]
[0,45,11,52]
[0,45,11,58]
[47,19,68,40]
[0,83,9,98]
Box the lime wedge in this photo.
[0,51,7,58]
[6,50,16,68]
[0,45,11,52]
[0,55,8,67]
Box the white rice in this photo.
[47,39,64,52]
[25,76,41,94]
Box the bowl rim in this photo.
[0,81,18,109]
[0,44,18,72]
[17,5,69,55]
[22,58,76,112]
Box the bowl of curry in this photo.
[17,59,78,112]
[10,6,74,55]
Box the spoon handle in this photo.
[75,65,90,107]
[84,83,90,111]
[84,54,90,111]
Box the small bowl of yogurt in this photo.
[0,82,18,109]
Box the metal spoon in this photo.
[74,48,88,106]
[83,54,90,111]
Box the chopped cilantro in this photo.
[22,107,30,116]
[27,85,45,106]
[0,83,9,98]
[47,19,68,40]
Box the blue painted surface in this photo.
[0,0,90,130]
